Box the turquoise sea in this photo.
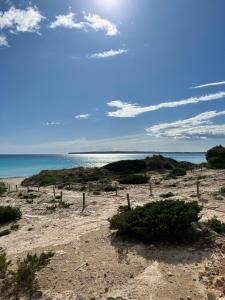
[0,153,206,178]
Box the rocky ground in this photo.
[1,168,225,300]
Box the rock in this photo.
[187,296,192,300]
[167,272,173,277]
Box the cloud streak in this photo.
[74,114,90,119]
[192,81,225,89]
[89,49,128,59]
[146,110,225,139]
[44,121,61,126]
[50,12,118,36]
[107,91,225,118]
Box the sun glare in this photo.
[95,0,121,10]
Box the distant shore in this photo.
[68,151,206,154]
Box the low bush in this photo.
[109,200,202,242]
[0,229,11,237]
[203,216,225,234]
[221,187,225,197]
[1,251,54,296]
[0,182,7,196]
[119,174,149,185]
[206,145,225,169]
[104,159,146,174]
[104,185,116,192]
[170,168,187,177]
[0,250,10,279]
[0,206,21,224]
[160,192,174,198]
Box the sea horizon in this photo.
[0,152,206,179]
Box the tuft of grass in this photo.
[46,205,57,211]
[0,206,21,224]
[10,224,19,231]
[203,216,225,234]
[160,192,174,198]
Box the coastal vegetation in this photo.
[0,206,21,224]
[118,174,149,185]
[22,155,196,188]
[203,216,225,234]
[206,145,225,169]
[109,200,202,243]
[0,250,54,298]
[0,182,7,196]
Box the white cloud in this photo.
[0,35,8,46]
[84,13,118,36]
[146,110,225,139]
[90,49,128,59]
[192,81,225,89]
[107,91,225,117]
[50,12,118,36]
[44,121,61,126]
[49,12,85,29]
[0,6,44,33]
[75,114,90,119]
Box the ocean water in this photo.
[0,153,206,178]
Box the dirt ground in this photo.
[1,168,225,300]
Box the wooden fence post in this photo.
[8,184,10,193]
[127,193,131,210]
[53,186,56,198]
[60,191,63,204]
[38,186,40,192]
[82,193,86,212]
[196,180,200,199]
[149,180,153,196]
[16,185,18,192]
[115,182,118,196]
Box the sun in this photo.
[95,0,121,10]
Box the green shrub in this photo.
[160,192,174,198]
[203,216,225,234]
[119,174,149,185]
[109,200,202,242]
[206,145,225,169]
[104,185,116,192]
[0,206,21,224]
[0,250,10,279]
[1,251,54,296]
[104,159,146,174]
[0,182,7,196]
[220,187,225,196]
[0,229,11,237]
[170,168,187,177]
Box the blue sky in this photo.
[0,0,225,153]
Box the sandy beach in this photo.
[0,168,225,300]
